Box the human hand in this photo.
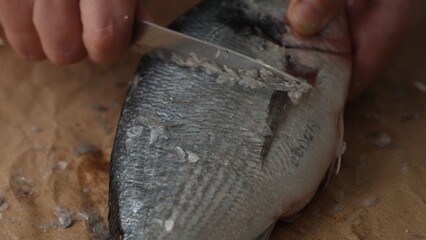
[0,0,149,64]
[287,0,419,98]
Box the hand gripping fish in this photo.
[108,0,351,239]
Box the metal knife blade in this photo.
[130,20,310,90]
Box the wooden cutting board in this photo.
[0,1,425,239]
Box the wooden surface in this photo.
[1,1,425,239]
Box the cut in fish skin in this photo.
[108,0,351,239]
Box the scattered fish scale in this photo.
[400,161,410,174]
[361,196,379,207]
[329,203,345,215]
[56,161,68,171]
[30,126,43,133]
[373,133,392,148]
[9,217,21,223]
[413,81,426,93]
[0,193,8,212]
[38,207,94,232]
[84,208,110,240]
[56,206,75,228]
[89,101,109,112]
[11,174,35,196]
[38,221,59,232]
[73,141,101,156]
[0,203,9,212]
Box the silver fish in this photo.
[109,0,351,239]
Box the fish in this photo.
[108,0,352,239]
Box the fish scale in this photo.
[111,58,275,238]
[172,6,287,70]
[109,0,351,239]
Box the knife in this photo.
[130,20,310,95]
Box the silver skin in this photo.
[108,0,351,239]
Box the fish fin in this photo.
[321,158,337,190]
[261,91,289,168]
[255,222,277,240]
[321,111,346,190]
[281,212,303,223]
[321,142,345,190]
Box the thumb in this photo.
[0,24,5,44]
[136,2,154,21]
[288,0,347,35]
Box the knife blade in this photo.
[130,20,311,94]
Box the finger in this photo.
[33,0,86,65]
[80,0,137,63]
[0,0,45,60]
[0,23,4,38]
[136,1,154,21]
[347,0,419,98]
[0,24,5,45]
[288,0,347,35]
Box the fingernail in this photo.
[290,0,323,35]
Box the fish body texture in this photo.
[109,0,351,239]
